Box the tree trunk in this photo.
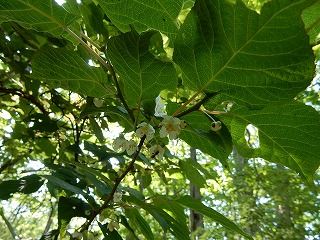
[189,147,204,234]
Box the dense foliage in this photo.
[0,0,319,239]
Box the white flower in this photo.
[107,221,119,232]
[113,192,122,203]
[113,136,127,153]
[126,140,137,155]
[71,231,83,239]
[149,144,165,160]
[136,122,155,141]
[159,116,182,139]
[155,95,166,117]
[93,98,104,107]
[211,121,222,131]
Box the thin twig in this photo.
[80,135,147,232]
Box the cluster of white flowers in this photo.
[113,136,137,155]
[112,115,189,161]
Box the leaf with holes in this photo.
[218,101,320,186]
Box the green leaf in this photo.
[119,215,139,239]
[173,0,316,107]
[179,159,206,188]
[179,111,232,169]
[31,46,115,97]
[302,1,320,44]
[0,0,79,44]
[24,113,59,133]
[218,101,320,185]
[43,175,88,196]
[123,195,190,240]
[79,1,108,37]
[176,195,253,240]
[58,196,91,236]
[97,0,185,39]
[99,222,123,240]
[0,174,44,200]
[125,208,154,240]
[186,157,218,181]
[107,30,177,109]
[80,106,133,132]
[89,116,104,143]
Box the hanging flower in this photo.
[211,121,222,131]
[113,192,122,203]
[107,221,120,232]
[149,144,165,160]
[126,140,137,155]
[159,115,182,139]
[113,136,127,153]
[93,98,104,107]
[136,122,155,141]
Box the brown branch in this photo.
[80,135,147,232]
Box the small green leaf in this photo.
[80,106,133,132]
[43,175,87,196]
[125,208,154,240]
[107,30,177,109]
[179,112,232,169]
[58,196,91,236]
[179,159,206,188]
[176,195,253,240]
[99,222,123,240]
[31,46,115,97]
[89,116,104,143]
[0,175,44,200]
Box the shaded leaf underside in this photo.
[31,47,115,98]
[173,0,316,107]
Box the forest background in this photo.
[0,0,320,239]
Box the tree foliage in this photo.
[0,0,319,239]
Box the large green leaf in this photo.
[218,101,320,185]
[31,46,115,97]
[173,0,316,108]
[97,0,185,39]
[176,195,253,240]
[107,30,177,110]
[0,0,79,44]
